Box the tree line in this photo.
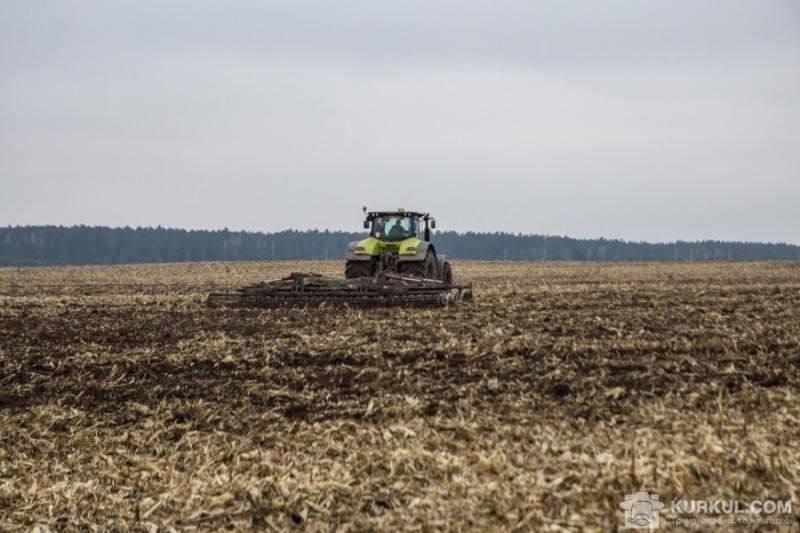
[1,225,798,266]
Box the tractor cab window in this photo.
[372,215,416,241]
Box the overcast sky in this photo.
[1,1,798,243]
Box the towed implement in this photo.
[207,207,472,309]
[207,271,472,309]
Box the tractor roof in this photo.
[367,211,429,218]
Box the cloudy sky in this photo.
[1,1,798,243]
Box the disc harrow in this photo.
[207,272,472,309]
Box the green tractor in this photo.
[345,207,453,284]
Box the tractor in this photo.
[345,207,453,284]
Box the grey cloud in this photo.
[1,1,799,243]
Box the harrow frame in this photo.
[207,272,472,309]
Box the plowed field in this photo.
[1,261,799,530]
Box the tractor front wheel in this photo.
[345,259,374,279]
[399,251,437,279]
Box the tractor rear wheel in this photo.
[442,261,453,285]
[345,260,374,279]
[399,251,437,279]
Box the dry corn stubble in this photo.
[1,260,799,531]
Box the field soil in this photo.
[1,261,799,530]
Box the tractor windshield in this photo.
[372,215,417,242]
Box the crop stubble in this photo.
[1,261,799,530]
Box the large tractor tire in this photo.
[399,251,437,279]
[345,259,374,279]
[442,261,453,285]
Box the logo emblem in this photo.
[620,491,664,529]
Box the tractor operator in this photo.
[388,220,407,239]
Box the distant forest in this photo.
[1,225,799,266]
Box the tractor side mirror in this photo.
[363,220,370,229]
[430,219,436,229]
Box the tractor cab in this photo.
[363,208,436,242]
